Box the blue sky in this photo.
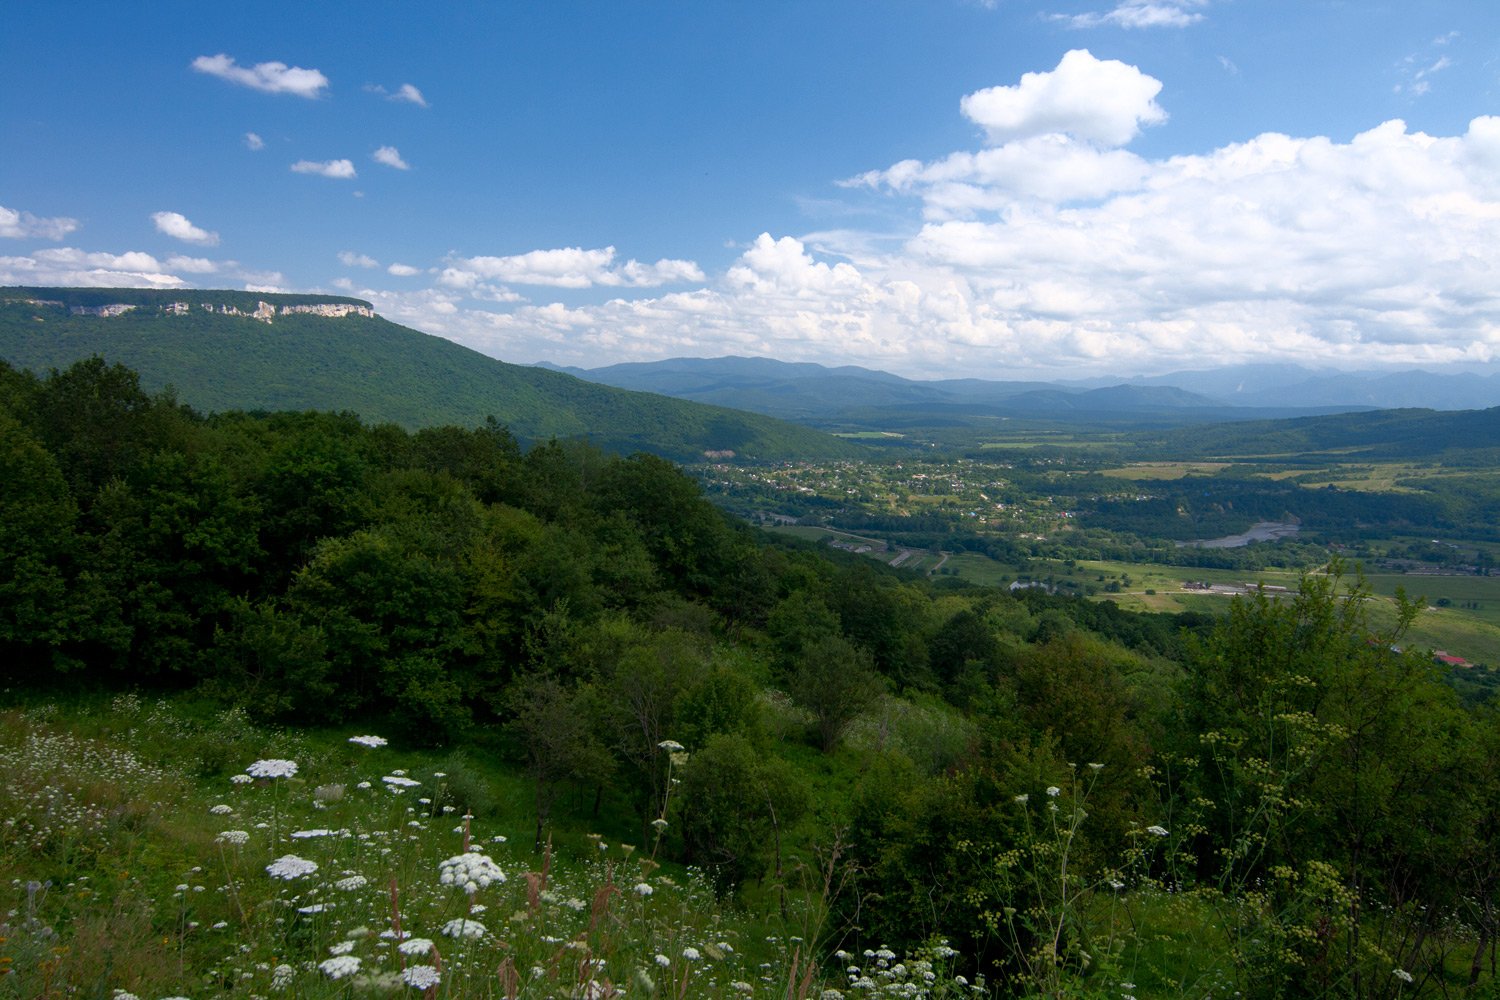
[3,0,1498,379]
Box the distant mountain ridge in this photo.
[554,355,1500,421]
[0,288,860,462]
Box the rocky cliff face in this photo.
[61,300,376,323]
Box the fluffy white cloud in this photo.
[847,134,1150,217]
[959,49,1166,147]
[399,101,1500,378]
[445,246,704,289]
[387,263,420,276]
[373,146,410,170]
[291,159,357,179]
[0,204,80,240]
[152,211,220,246]
[191,54,329,98]
[338,250,380,268]
[1056,1,1207,30]
[0,247,186,288]
[245,132,265,150]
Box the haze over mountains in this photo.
[546,356,1500,424]
[0,287,859,462]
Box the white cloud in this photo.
[0,247,186,288]
[394,103,1500,378]
[373,146,410,170]
[387,263,420,276]
[365,82,430,107]
[152,211,220,246]
[0,204,80,240]
[393,83,428,107]
[165,255,219,273]
[1056,1,1207,30]
[338,250,380,268]
[245,132,265,150]
[191,54,329,98]
[959,49,1166,147]
[445,246,704,288]
[291,159,357,179]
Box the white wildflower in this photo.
[216,830,249,845]
[442,918,487,939]
[658,739,685,752]
[229,773,254,785]
[265,855,318,880]
[246,759,298,779]
[1046,786,1061,797]
[655,954,671,968]
[348,735,388,748]
[335,875,369,891]
[398,937,435,956]
[1394,969,1414,983]
[1146,825,1169,837]
[402,965,441,989]
[209,804,233,815]
[634,882,653,896]
[319,955,361,979]
[438,852,505,893]
[328,940,356,956]
[682,946,701,961]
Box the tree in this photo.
[788,634,885,752]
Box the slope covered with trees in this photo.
[0,288,860,461]
[4,357,1499,997]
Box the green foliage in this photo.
[0,290,862,461]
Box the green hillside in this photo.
[0,287,860,461]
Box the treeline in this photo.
[5,357,1500,995]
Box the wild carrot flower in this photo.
[442,918,487,939]
[216,830,249,845]
[402,966,441,989]
[1394,969,1414,983]
[246,759,298,779]
[634,882,653,896]
[658,740,685,752]
[209,804,233,814]
[266,855,318,880]
[1046,786,1061,797]
[319,955,361,979]
[348,735,388,748]
[398,937,435,956]
[1146,825,1169,837]
[438,852,504,893]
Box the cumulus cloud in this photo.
[1055,1,1208,30]
[338,250,380,268]
[402,100,1500,378]
[152,211,220,246]
[387,263,420,276]
[444,246,704,289]
[0,247,187,289]
[372,146,410,170]
[245,132,265,150]
[959,49,1166,147]
[0,204,80,240]
[291,159,357,179]
[191,54,329,98]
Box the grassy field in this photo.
[1098,461,1231,480]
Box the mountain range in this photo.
[0,288,859,462]
[546,355,1500,424]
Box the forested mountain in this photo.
[6,355,1500,997]
[0,288,859,461]
[1139,404,1500,464]
[565,355,1500,427]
